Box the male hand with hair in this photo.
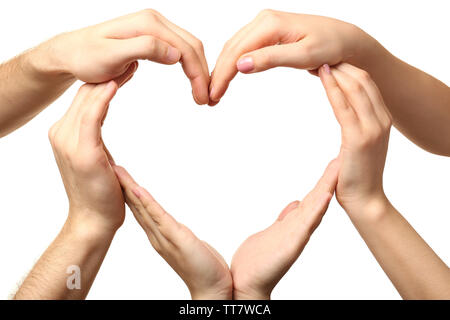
[13,66,135,299]
[0,9,210,138]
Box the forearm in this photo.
[346,196,450,299]
[0,37,75,137]
[14,216,114,300]
[354,30,450,156]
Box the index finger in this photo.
[209,15,279,104]
[104,10,210,104]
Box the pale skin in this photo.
[112,158,338,300]
[209,10,450,156]
[319,62,450,300]
[4,9,448,300]
[230,159,339,300]
[112,166,233,300]
[14,68,135,299]
[0,9,210,138]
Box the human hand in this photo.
[112,166,233,300]
[319,63,392,215]
[43,9,210,104]
[48,64,137,234]
[231,160,339,300]
[209,10,375,105]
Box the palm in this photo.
[231,219,303,299]
[176,229,232,299]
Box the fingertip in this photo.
[318,64,331,79]
[277,200,300,221]
[208,86,219,105]
[236,56,255,73]
[192,84,209,105]
[106,80,119,94]
[208,100,219,107]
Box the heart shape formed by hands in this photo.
[46,9,393,301]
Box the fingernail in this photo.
[192,90,201,105]
[323,64,331,74]
[167,46,180,63]
[237,57,254,73]
[106,80,115,89]
[209,86,216,100]
[278,200,300,221]
[132,186,142,199]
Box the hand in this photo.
[231,160,339,300]
[112,166,233,300]
[43,9,210,104]
[209,9,374,105]
[48,65,137,234]
[319,63,392,214]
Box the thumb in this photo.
[301,158,340,214]
[277,200,300,221]
[116,35,181,65]
[236,40,315,74]
[79,81,118,144]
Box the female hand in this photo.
[209,10,375,105]
[319,63,392,215]
[112,166,233,300]
[44,9,210,104]
[231,159,339,299]
[48,64,137,233]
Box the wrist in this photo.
[191,287,233,300]
[233,288,270,300]
[342,192,391,223]
[65,209,118,244]
[191,293,232,300]
[347,25,392,72]
[24,34,75,83]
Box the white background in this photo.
[0,0,448,300]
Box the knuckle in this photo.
[357,69,372,82]
[48,124,58,144]
[259,50,273,68]
[258,8,277,19]
[144,36,158,53]
[193,38,204,53]
[299,41,316,62]
[140,9,159,24]
[348,81,364,95]
[383,116,393,130]
[78,83,90,95]
[259,9,281,28]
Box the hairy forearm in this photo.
[14,216,114,300]
[354,31,450,156]
[346,196,450,300]
[0,37,75,137]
